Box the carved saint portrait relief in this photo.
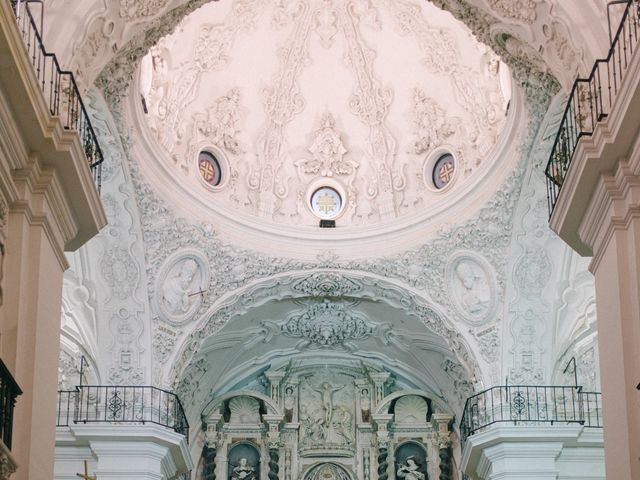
[154,250,210,325]
[162,258,199,314]
[446,253,496,325]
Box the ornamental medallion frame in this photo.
[423,146,459,193]
[445,251,497,326]
[153,248,210,326]
[305,178,348,221]
[195,143,230,192]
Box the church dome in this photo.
[127,0,521,259]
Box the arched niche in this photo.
[303,462,353,480]
[395,441,429,480]
[227,441,261,480]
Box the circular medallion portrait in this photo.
[154,249,210,326]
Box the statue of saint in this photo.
[162,258,199,314]
[231,458,256,480]
[397,457,425,480]
[360,388,371,422]
[284,386,295,422]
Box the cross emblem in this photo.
[199,160,215,182]
[76,460,96,480]
[438,162,454,183]
[317,193,337,214]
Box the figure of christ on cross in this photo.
[311,382,345,425]
[77,460,96,480]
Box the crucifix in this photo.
[76,460,96,480]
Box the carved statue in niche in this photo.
[227,442,260,480]
[397,458,426,480]
[162,258,199,314]
[284,385,295,422]
[395,442,428,480]
[231,458,257,480]
[360,388,371,422]
[454,260,490,316]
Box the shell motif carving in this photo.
[228,395,261,424]
[394,395,428,424]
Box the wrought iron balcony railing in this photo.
[545,0,640,216]
[56,385,189,441]
[0,359,22,450]
[8,0,103,190]
[460,385,603,448]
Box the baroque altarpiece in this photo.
[200,362,453,480]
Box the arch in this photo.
[303,462,353,480]
[375,389,443,416]
[201,389,283,419]
[167,269,483,390]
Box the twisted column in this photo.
[439,447,452,480]
[202,445,216,480]
[377,447,389,480]
[268,447,280,480]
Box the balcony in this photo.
[545,0,640,254]
[56,385,189,440]
[55,386,192,478]
[0,0,106,250]
[8,0,103,190]
[460,386,604,479]
[460,385,602,447]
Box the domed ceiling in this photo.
[126,0,521,256]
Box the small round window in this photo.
[198,151,222,187]
[432,153,455,189]
[310,186,342,219]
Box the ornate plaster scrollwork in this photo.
[412,89,459,155]
[119,0,170,20]
[282,299,374,347]
[509,309,545,384]
[292,273,364,296]
[185,88,243,174]
[297,113,357,178]
[108,309,145,385]
[153,249,210,326]
[486,0,537,24]
[446,252,497,325]
[100,247,140,301]
[514,246,552,298]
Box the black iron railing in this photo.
[460,386,603,448]
[8,0,103,190]
[0,359,22,450]
[545,0,640,216]
[56,389,77,427]
[56,385,189,441]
